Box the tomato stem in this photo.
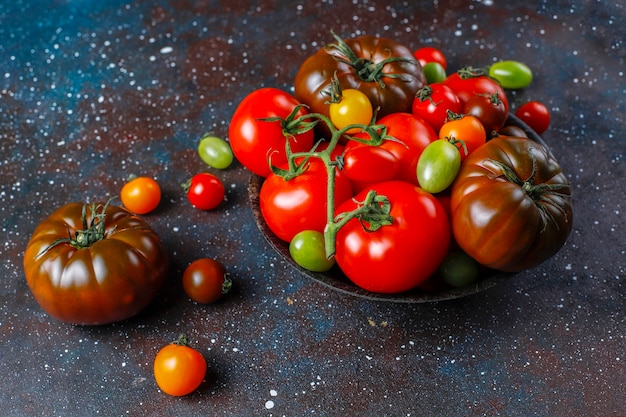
[36,198,116,258]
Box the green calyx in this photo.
[37,199,115,258]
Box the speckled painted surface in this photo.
[1,1,624,416]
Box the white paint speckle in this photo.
[265,400,275,409]
[160,46,174,54]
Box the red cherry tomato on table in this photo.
[183,258,231,304]
[413,46,448,70]
[334,181,451,294]
[120,176,161,214]
[154,335,207,396]
[184,173,225,211]
[515,100,551,134]
[228,87,315,177]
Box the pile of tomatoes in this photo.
[229,32,573,294]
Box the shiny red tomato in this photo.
[342,145,400,184]
[154,335,207,396]
[515,100,551,134]
[413,46,448,70]
[353,112,437,185]
[183,258,231,304]
[412,83,462,133]
[451,136,573,272]
[23,201,168,325]
[259,158,353,242]
[184,173,225,211]
[228,88,315,177]
[334,181,451,293]
[443,68,509,113]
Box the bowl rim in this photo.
[248,114,546,303]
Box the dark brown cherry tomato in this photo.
[463,92,508,137]
[294,32,425,123]
[450,136,573,272]
[23,201,168,325]
[183,258,231,304]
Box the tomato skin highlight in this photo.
[451,136,573,272]
[154,338,207,396]
[120,176,161,214]
[228,87,315,177]
[23,202,168,325]
[335,181,451,294]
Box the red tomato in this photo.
[413,46,448,70]
[259,158,353,242]
[351,112,437,185]
[342,145,400,184]
[439,115,486,161]
[412,83,462,133]
[334,181,451,293]
[515,100,551,134]
[228,88,315,177]
[443,68,509,113]
[185,173,225,210]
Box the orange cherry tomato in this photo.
[153,335,207,396]
[120,176,161,214]
[439,115,486,161]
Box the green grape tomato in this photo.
[198,134,234,169]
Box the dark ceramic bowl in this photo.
[248,114,548,303]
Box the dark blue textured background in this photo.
[1,1,624,416]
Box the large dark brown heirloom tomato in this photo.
[23,201,168,325]
[294,32,424,123]
[450,136,573,272]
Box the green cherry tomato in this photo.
[289,230,336,272]
[416,139,461,194]
[198,134,234,169]
[439,250,480,288]
[422,62,447,84]
[488,60,533,89]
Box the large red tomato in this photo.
[228,87,315,177]
[23,201,168,325]
[450,136,573,272]
[259,158,353,243]
[334,181,451,293]
[294,33,425,123]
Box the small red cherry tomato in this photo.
[413,46,447,70]
[515,100,551,134]
[184,173,225,210]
